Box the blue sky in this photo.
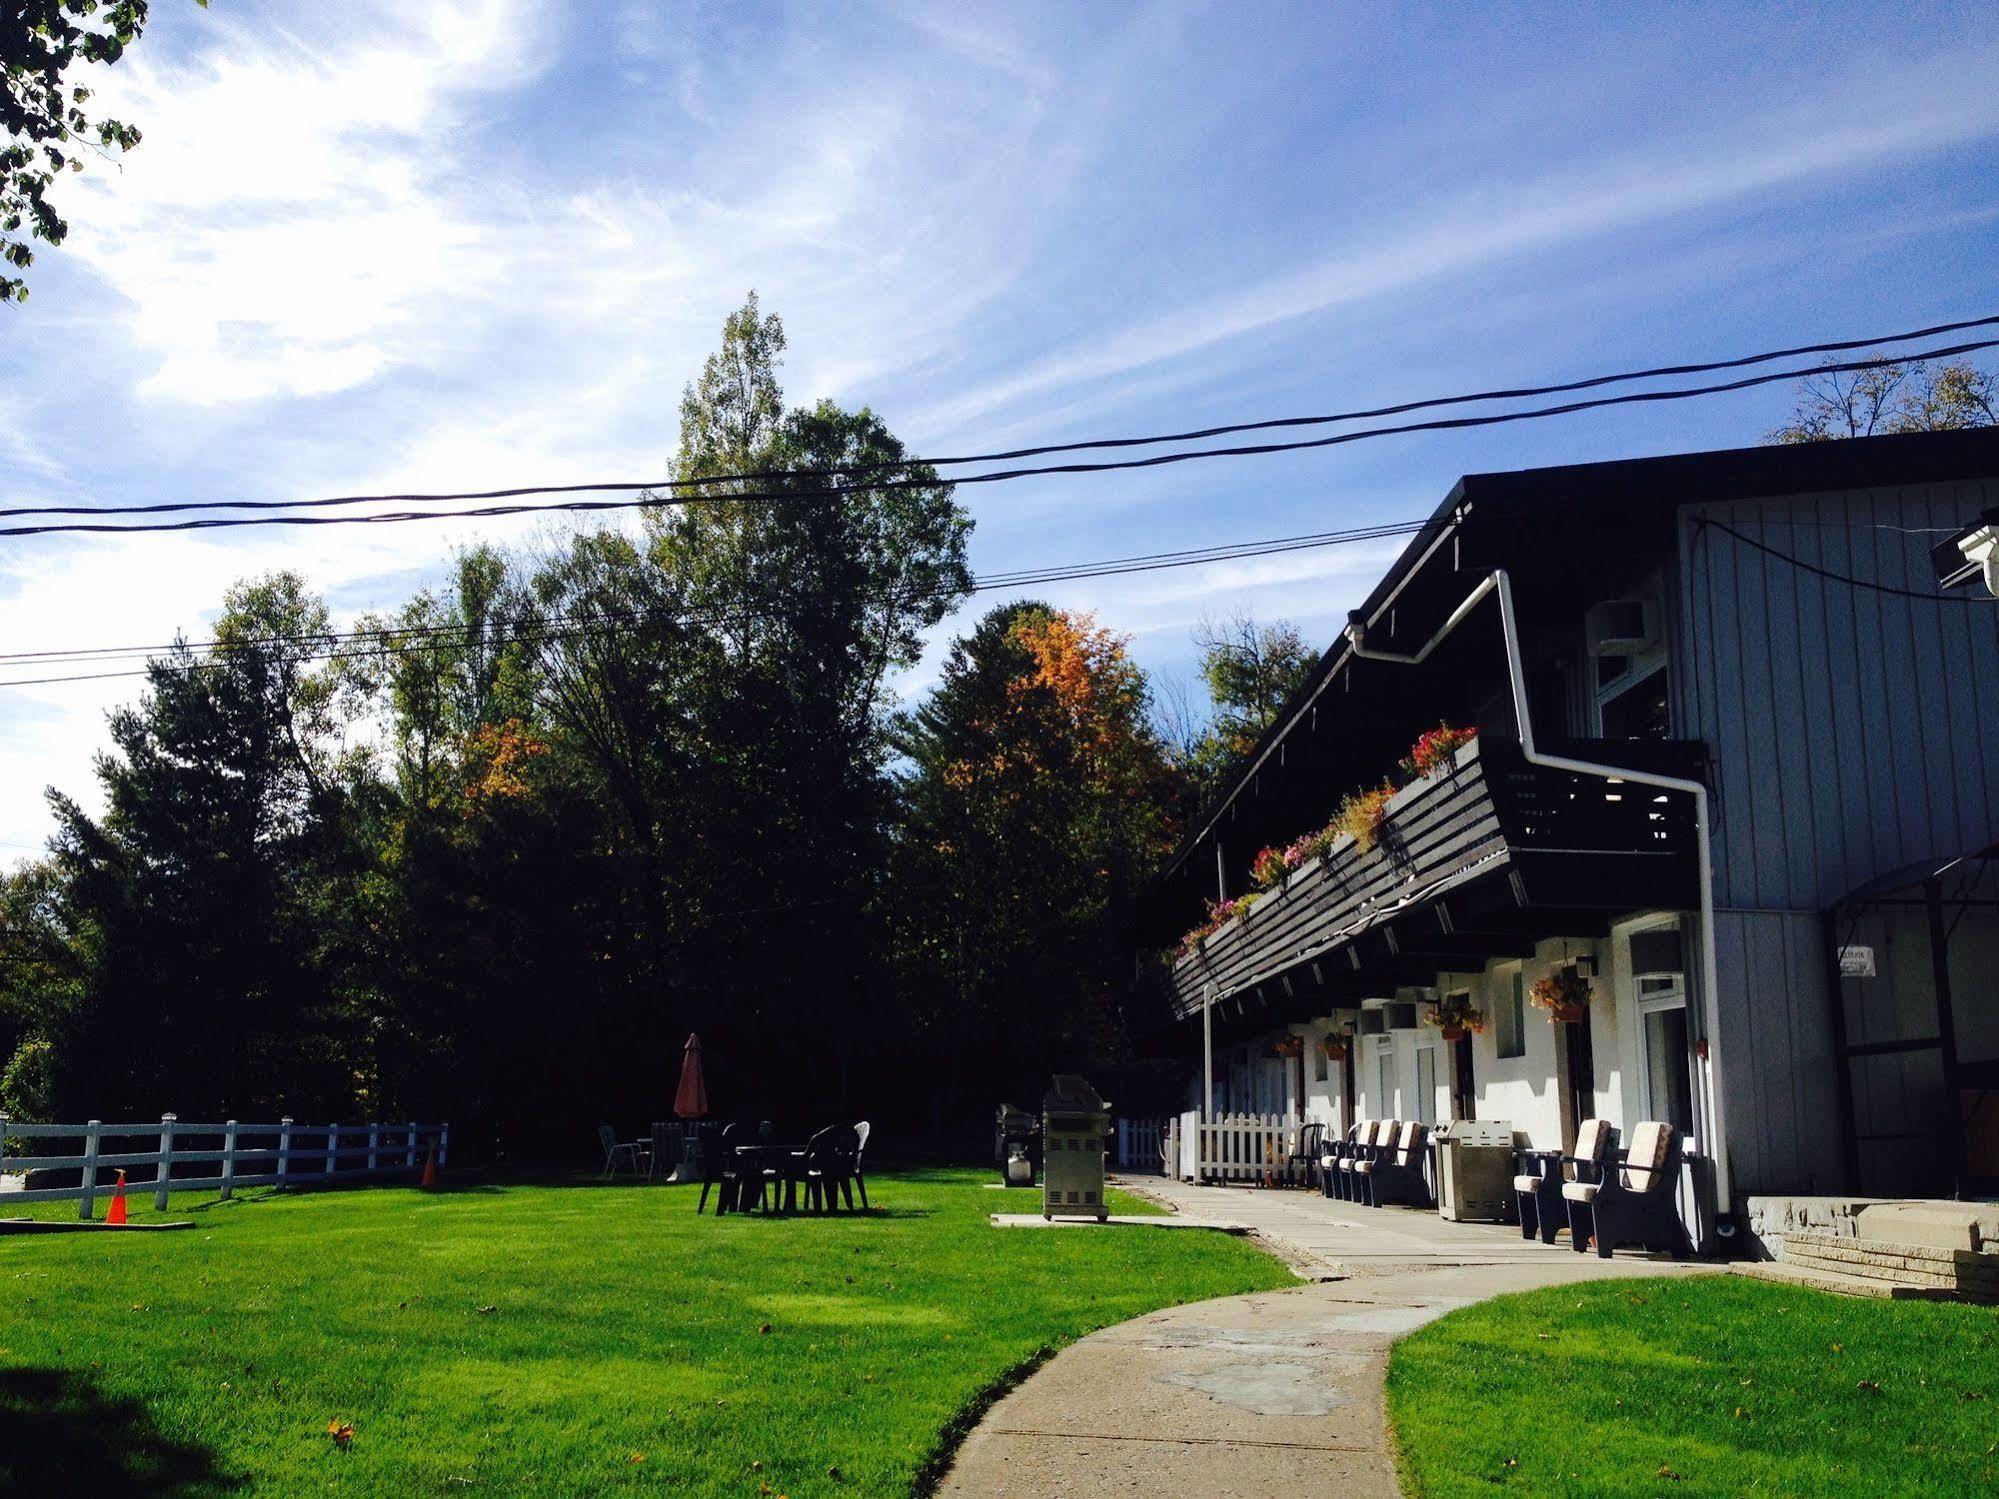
[2,0,1997,858]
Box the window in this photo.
[1599,663,1670,739]
[1376,1038,1395,1117]
[1414,1042,1438,1125]
[1312,1036,1328,1083]
[1495,970,1526,1059]
[1636,962,1694,1135]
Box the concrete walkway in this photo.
[939,1177,1715,1497]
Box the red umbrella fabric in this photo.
[674,1032,710,1120]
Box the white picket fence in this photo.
[1112,1117,1169,1174]
[1164,1110,1305,1184]
[0,1115,449,1220]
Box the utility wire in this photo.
[5,337,1999,540]
[1702,519,1990,603]
[3,312,1994,523]
[0,521,1428,669]
[0,520,1434,688]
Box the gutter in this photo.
[1345,567,1734,1220]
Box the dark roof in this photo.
[1164,425,1999,886]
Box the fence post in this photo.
[79,1120,101,1221]
[219,1120,238,1201]
[367,1123,380,1176]
[154,1113,177,1211]
[404,1122,417,1170]
[0,1114,9,1183]
[277,1117,293,1189]
[325,1123,339,1180]
[438,1122,450,1168]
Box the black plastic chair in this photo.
[839,1121,872,1210]
[1287,1121,1327,1190]
[697,1122,743,1215]
[1513,1119,1616,1244]
[1357,1120,1431,1208]
[785,1124,853,1214]
[1338,1119,1396,1201]
[1321,1120,1363,1199]
[1564,1121,1688,1258]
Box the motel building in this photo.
[1137,427,1999,1258]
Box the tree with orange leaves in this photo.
[889,602,1183,1128]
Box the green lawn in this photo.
[0,1168,1291,1496]
[1388,1274,1999,1498]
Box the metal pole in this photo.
[154,1113,176,1211]
[79,1120,101,1221]
[219,1120,238,1201]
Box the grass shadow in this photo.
[0,1367,241,1495]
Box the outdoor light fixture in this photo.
[1932,509,1999,598]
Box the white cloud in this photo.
[910,44,1999,435]
[63,1,545,403]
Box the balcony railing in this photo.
[1161,737,1699,1019]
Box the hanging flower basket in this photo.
[1529,967,1593,1023]
[1271,1034,1304,1058]
[1423,997,1485,1041]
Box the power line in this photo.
[0,519,1434,688]
[0,520,1429,670]
[1702,519,1990,603]
[5,333,1999,541]
[4,312,1994,524]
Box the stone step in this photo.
[1784,1251,1992,1296]
[1784,1229,1999,1271]
[1777,1234,1999,1302]
[1732,1260,1952,1300]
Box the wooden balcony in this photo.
[1160,737,1701,1021]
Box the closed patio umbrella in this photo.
[667,1033,709,1183]
[674,1032,710,1120]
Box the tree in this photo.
[1174,611,1317,800]
[11,573,362,1119]
[1,1,195,303]
[889,603,1182,1132]
[650,293,973,1107]
[1766,358,1998,443]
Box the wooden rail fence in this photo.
[0,1116,449,1220]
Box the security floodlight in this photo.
[1933,509,1999,597]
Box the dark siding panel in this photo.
[1683,480,1999,910]
[1684,477,1999,1197]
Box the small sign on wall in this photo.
[1837,945,1877,979]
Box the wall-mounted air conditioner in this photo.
[1358,1009,1386,1036]
[1585,599,1659,657]
[1385,1001,1419,1031]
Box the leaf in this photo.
[1657,1464,1682,1481]
[326,1420,355,1447]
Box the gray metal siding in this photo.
[1679,478,1999,911]
[1710,910,1845,1195]
[1678,476,1999,1197]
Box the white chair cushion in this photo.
[1622,1121,1673,1190]
[1354,1161,1376,1174]
[1568,1118,1613,1179]
[1512,1174,1542,1193]
[1562,1181,1600,1203]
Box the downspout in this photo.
[1345,567,1734,1220]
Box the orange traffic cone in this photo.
[420,1146,438,1190]
[107,1169,129,1226]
